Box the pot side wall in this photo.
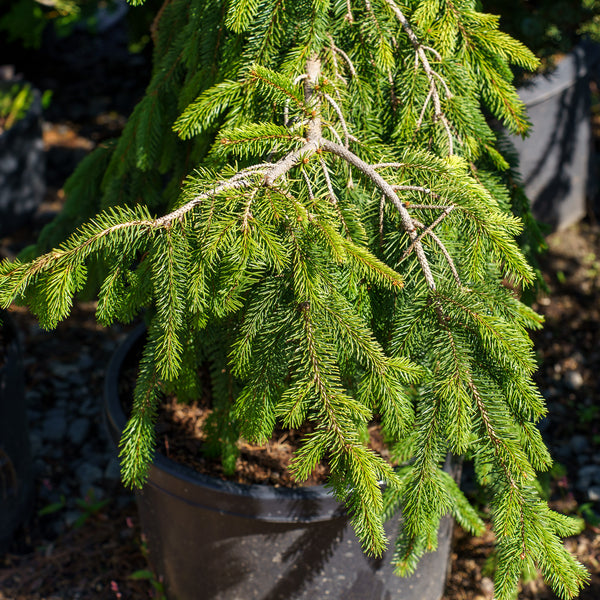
[511,42,600,231]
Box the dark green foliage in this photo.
[0,1,590,598]
[0,0,94,48]
[483,0,600,66]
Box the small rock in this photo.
[51,363,79,379]
[64,510,83,528]
[71,372,87,386]
[68,418,91,446]
[28,432,43,457]
[79,484,105,501]
[577,465,600,490]
[75,462,103,489]
[588,486,600,502]
[33,458,49,477]
[552,445,571,462]
[480,576,494,598]
[54,397,69,409]
[27,409,43,422]
[80,443,97,460]
[77,354,95,370]
[570,434,589,454]
[42,413,68,441]
[79,396,99,417]
[25,390,42,403]
[47,445,65,461]
[564,370,584,390]
[50,520,67,538]
[104,456,122,480]
[52,379,71,391]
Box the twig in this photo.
[321,139,437,289]
[402,203,453,210]
[262,142,319,186]
[399,207,461,286]
[427,229,462,286]
[323,92,350,147]
[302,167,315,200]
[415,88,433,131]
[431,69,453,99]
[155,177,255,226]
[319,155,351,232]
[400,207,455,259]
[241,188,259,231]
[392,185,443,201]
[421,45,442,61]
[346,0,354,22]
[328,34,342,79]
[332,44,357,78]
[379,194,385,247]
[319,156,338,204]
[372,162,408,170]
[325,123,345,146]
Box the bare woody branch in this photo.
[320,138,437,289]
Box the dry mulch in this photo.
[1,508,150,600]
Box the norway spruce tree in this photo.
[0,0,590,597]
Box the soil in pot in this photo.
[117,330,396,487]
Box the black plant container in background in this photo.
[509,41,600,231]
[104,326,455,600]
[0,81,45,237]
[0,311,34,553]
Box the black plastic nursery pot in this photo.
[510,41,600,231]
[0,311,34,553]
[104,325,455,600]
[0,81,45,237]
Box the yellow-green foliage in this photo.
[0,2,589,599]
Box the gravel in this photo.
[17,314,133,530]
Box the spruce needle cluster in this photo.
[0,1,590,598]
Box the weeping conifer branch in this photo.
[0,1,590,598]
